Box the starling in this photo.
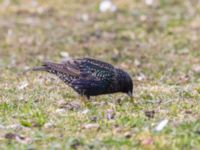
[32,58,133,99]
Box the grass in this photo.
[0,0,200,149]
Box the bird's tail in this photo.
[31,66,47,71]
[25,62,49,73]
[22,65,47,74]
[28,61,80,77]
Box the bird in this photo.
[32,58,133,100]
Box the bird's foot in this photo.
[80,96,91,108]
[129,96,138,105]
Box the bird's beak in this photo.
[128,91,133,98]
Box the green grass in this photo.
[0,0,200,149]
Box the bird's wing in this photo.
[34,58,116,86]
[63,58,117,95]
[74,58,116,82]
[71,78,108,96]
[39,61,81,84]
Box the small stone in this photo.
[81,109,90,114]
[55,108,66,114]
[99,0,117,12]
[154,119,168,132]
[145,0,154,6]
[82,123,99,129]
[17,81,29,90]
[192,65,200,73]
[44,122,54,128]
[60,51,69,58]
[134,59,141,67]
[7,124,22,130]
[0,124,6,129]
[140,15,147,21]
[81,14,89,22]
[3,0,10,7]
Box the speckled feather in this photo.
[33,58,133,99]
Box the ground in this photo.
[0,0,200,149]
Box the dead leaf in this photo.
[5,133,31,144]
[178,74,190,83]
[59,101,80,111]
[6,124,23,130]
[5,133,16,139]
[144,110,155,118]
[17,81,29,90]
[106,109,115,120]
[113,126,123,134]
[124,131,132,138]
[185,110,192,114]
[90,116,98,122]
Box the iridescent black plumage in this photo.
[33,58,133,99]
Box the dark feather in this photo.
[32,58,133,99]
[76,58,115,82]
[32,66,47,71]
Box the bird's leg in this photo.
[127,92,135,103]
[130,96,135,103]
[80,95,87,104]
[129,96,139,109]
[80,95,91,107]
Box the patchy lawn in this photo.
[0,0,200,149]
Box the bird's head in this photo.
[125,75,133,98]
[117,69,133,97]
